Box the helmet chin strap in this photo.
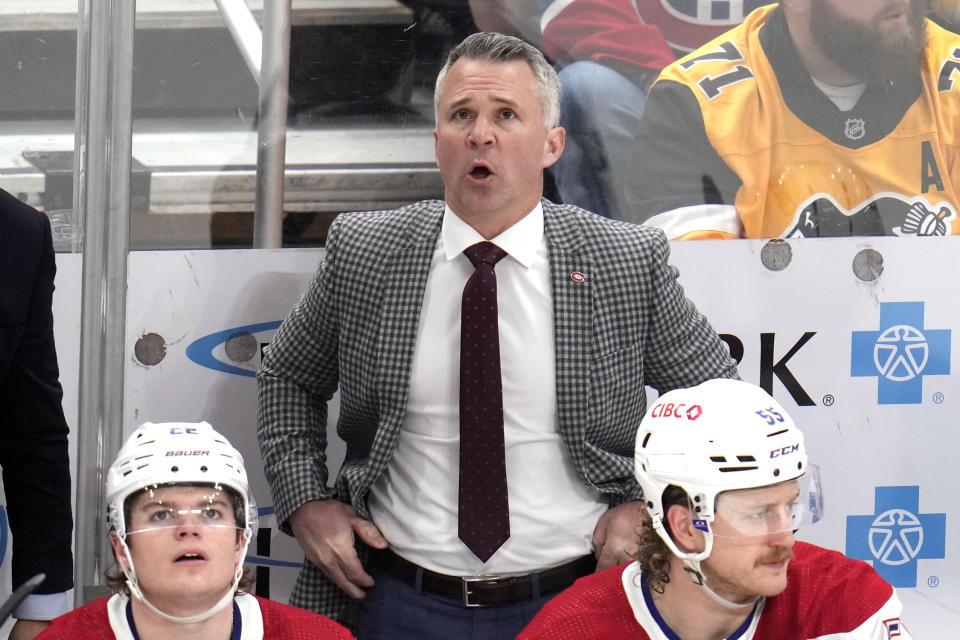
[681,563,760,610]
[652,519,759,610]
[117,529,252,624]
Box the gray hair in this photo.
[434,32,561,129]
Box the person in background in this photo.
[629,0,960,239]
[0,189,73,640]
[520,378,912,639]
[37,421,353,640]
[467,0,543,47]
[258,31,736,640]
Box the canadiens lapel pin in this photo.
[571,271,585,283]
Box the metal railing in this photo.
[253,0,290,249]
[213,0,289,248]
[72,0,292,601]
[214,0,263,82]
[73,0,136,601]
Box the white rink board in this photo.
[3,237,956,638]
[123,248,333,606]
[668,236,957,638]
[122,239,959,636]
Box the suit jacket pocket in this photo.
[587,343,646,457]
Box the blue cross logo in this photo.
[851,302,950,404]
[846,486,946,588]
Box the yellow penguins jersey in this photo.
[628,4,960,239]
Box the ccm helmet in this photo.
[635,379,821,608]
[635,379,818,532]
[106,421,257,539]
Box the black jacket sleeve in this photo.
[624,78,742,224]
[0,189,74,594]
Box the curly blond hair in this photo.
[633,485,690,594]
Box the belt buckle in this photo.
[461,575,501,608]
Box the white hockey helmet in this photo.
[635,379,818,532]
[106,421,257,539]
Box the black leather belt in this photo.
[379,549,595,608]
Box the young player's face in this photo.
[809,0,927,84]
[434,58,564,231]
[700,482,799,603]
[113,486,244,611]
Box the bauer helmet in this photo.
[106,421,257,539]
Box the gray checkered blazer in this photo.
[257,199,737,619]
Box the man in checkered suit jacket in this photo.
[257,32,736,637]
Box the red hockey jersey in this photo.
[519,541,911,639]
[35,592,353,640]
[539,0,773,83]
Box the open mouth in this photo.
[469,163,493,179]
[175,552,206,563]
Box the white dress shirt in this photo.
[368,203,606,576]
[14,591,72,624]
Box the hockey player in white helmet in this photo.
[520,379,912,639]
[37,422,352,640]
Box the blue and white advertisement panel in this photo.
[670,236,956,638]
[2,238,955,636]
[122,239,957,636]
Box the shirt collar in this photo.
[441,202,544,269]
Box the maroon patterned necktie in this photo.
[458,241,510,562]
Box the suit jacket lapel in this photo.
[368,202,444,479]
[543,201,594,469]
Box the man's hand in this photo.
[288,500,389,599]
[592,501,644,571]
[9,619,49,640]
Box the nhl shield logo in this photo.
[845,118,866,141]
[661,0,768,25]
